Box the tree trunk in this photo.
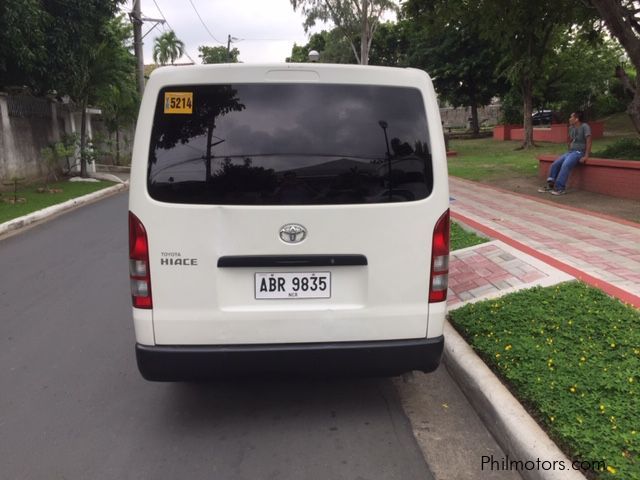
[205,120,214,183]
[80,96,88,178]
[628,76,640,133]
[590,0,640,134]
[522,78,534,149]
[470,104,479,135]
[115,128,121,166]
[360,0,370,65]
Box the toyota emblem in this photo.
[279,224,307,244]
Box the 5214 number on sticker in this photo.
[164,92,193,114]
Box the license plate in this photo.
[255,272,331,299]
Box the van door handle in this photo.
[217,255,368,268]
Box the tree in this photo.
[286,29,354,63]
[150,86,245,183]
[0,0,47,90]
[478,0,600,147]
[407,0,593,147]
[94,15,139,166]
[97,81,139,165]
[290,0,399,65]
[39,1,128,177]
[286,22,406,65]
[589,0,640,134]
[402,2,506,133]
[368,21,408,67]
[152,31,185,65]
[199,45,240,64]
[534,36,625,119]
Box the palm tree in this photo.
[152,31,185,65]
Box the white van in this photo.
[129,64,450,381]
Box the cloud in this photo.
[124,0,325,64]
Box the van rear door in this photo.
[141,82,443,345]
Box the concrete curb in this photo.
[0,182,128,239]
[443,321,587,480]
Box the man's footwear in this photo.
[550,189,566,196]
[537,185,552,193]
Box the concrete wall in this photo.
[538,155,640,200]
[439,105,501,129]
[92,118,135,166]
[0,93,98,182]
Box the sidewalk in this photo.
[443,176,640,475]
[429,179,639,480]
[448,176,640,308]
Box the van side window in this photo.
[148,84,433,205]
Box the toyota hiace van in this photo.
[129,64,449,380]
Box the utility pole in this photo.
[131,0,145,96]
[130,0,165,95]
[226,35,239,62]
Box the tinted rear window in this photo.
[148,84,433,205]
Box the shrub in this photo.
[450,282,640,479]
[593,138,640,161]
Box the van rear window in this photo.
[148,84,433,205]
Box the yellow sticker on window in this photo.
[164,92,193,114]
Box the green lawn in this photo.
[0,180,116,224]
[448,119,637,182]
[448,137,565,181]
[451,221,488,251]
[449,282,640,479]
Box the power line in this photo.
[188,0,224,45]
[151,0,197,63]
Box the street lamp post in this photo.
[378,120,392,202]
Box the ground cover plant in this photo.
[0,180,115,224]
[593,138,640,161]
[450,221,488,251]
[449,282,640,479]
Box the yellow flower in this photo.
[629,377,635,383]
[495,353,501,359]
[569,386,576,393]
[549,416,555,422]
[505,344,512,351]
[580,356,586,362]
[607,466,617,474]
[610,343,616,348]
[600,404,606,413]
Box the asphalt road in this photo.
[0,193,434,480]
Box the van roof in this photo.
[146,63,431,89]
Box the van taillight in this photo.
[129,211,152,309]
[429,209,450,303]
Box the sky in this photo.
[121,0,326,64]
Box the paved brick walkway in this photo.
[448,177,640,308]
[448,241,573,308]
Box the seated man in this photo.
[538,111,591,195]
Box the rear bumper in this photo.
[136,336,444,381]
